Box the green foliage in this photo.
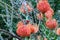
[0,0,60,40]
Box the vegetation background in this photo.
[0,0,60,40]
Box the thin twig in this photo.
[0,29,22,40]
[0,14,20,19]
[0,0,13,10]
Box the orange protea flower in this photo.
[45,8,54,19]
[56,28,60,35]
[32,24,39,33]
[37,12,43,20]
[27,23,39,33]
[20,4,33,13]
[37,1,50,13]
[48,8,54,15]
[46,19,58,29]
[45,12,52,19]
[20,4,26,13]
[16,25,31,37]
[17,21,24,28]
[26,4,33,12]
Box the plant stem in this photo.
[0,29,22,40]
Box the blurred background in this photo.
[0,0,60,40]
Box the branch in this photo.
[0,0,13,10]
[0,14,20,19]
[0,29,22,40]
